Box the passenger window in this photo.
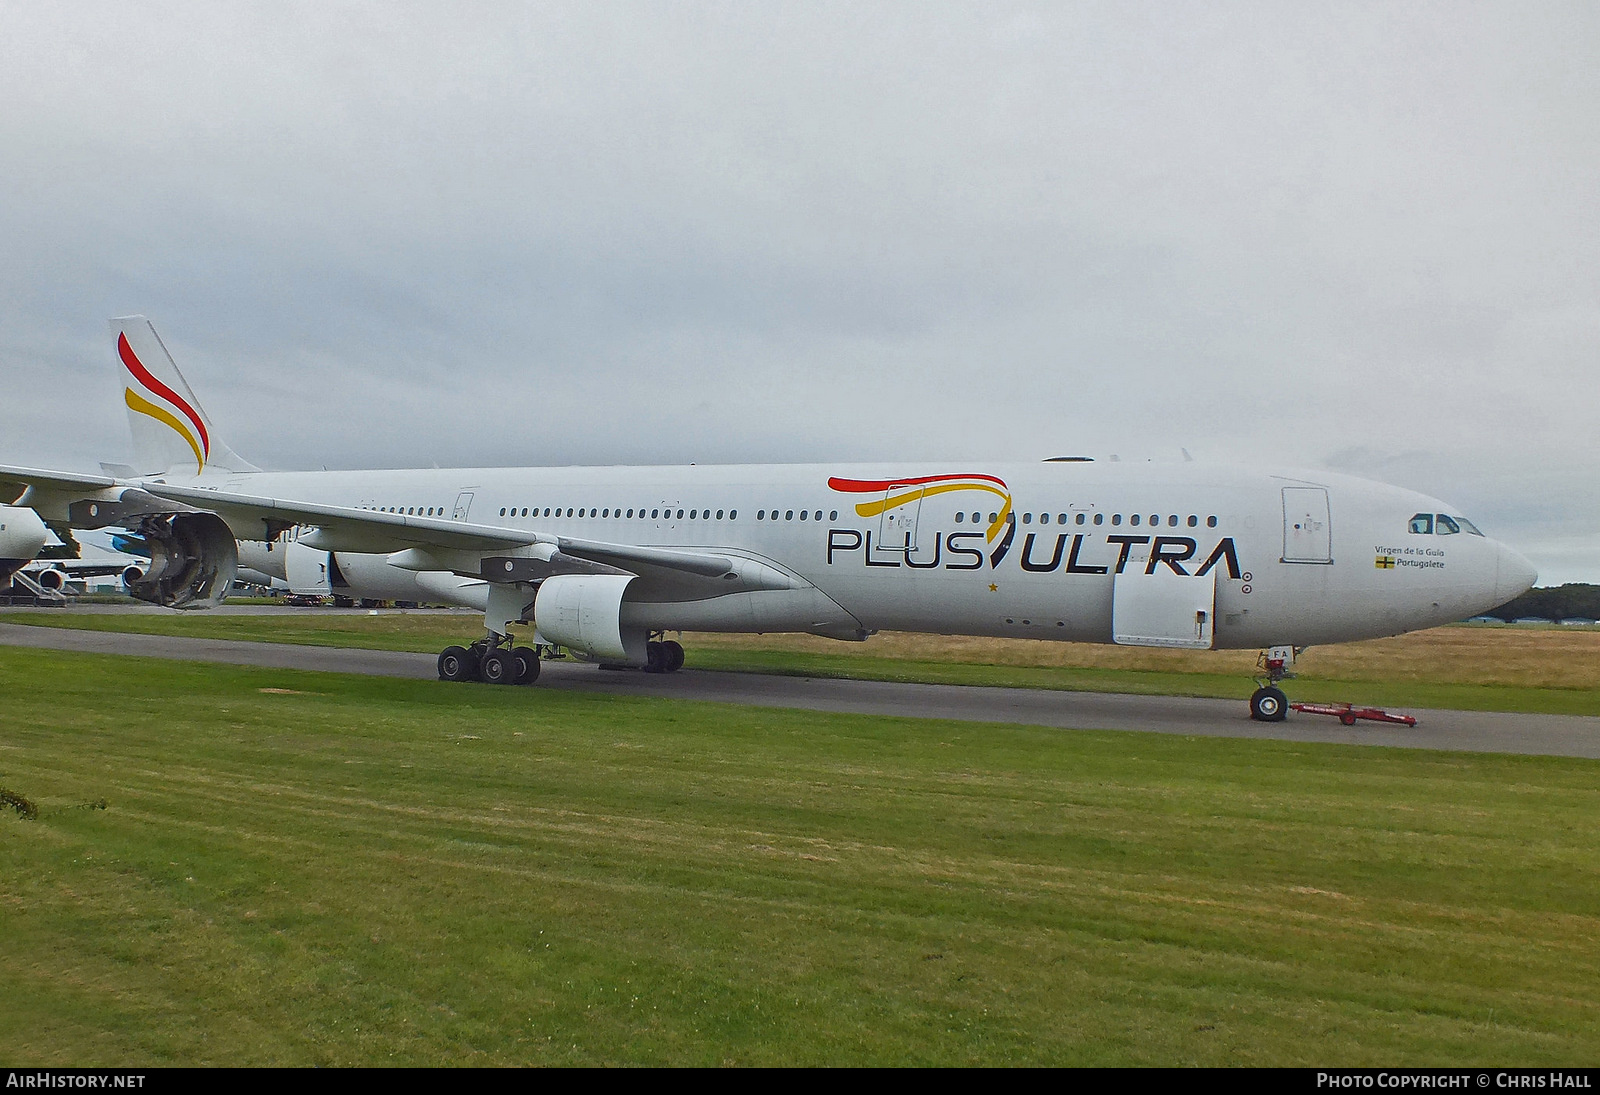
[690,510,697,520]
[1435,514,1461,535]
[1409,513,1433,535]
[1111,514,1122,526]
[500,508,506,516]
[799,510,808,521]
[1022,513,1032,524]
[717,509,724,519]
[627,509,633,518]
[730,510,737,520]
[974,513,983,524]
[1187,515,1197,527]
[757,510,765,520]
[1130,514,1141,526]
[1207,516,1217,528]
[786,510,794,521]
[990,513,999,524]
[955,512,963,523]
[1057,514,1066,525]
[828,511,836,521]
[1075,513,1086,525]
[1168,515,1178,527]
[651,509,658,519]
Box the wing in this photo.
[140,481,795,594]
[0,464,119,514]
[0,465,794,595]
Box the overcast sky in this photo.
[1,2,1595,582]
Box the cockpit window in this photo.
[1454,516,1485,536]
[1435,513,1461,535]
[1408,513,1434,535]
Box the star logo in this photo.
[989,583,998,592]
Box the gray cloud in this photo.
[1,2,1595,581]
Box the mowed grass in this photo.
[5,611,1599,715]
[2,648,1599,1065]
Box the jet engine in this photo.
[35,567,67,592]
[120,564,146,589]
[125,512,238,609]
[0,504,49,582]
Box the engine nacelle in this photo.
[533,574,645,665]
[0,505,49,582]
[127,512,238,609]
[120,564,146,589]
[35,567,67,592]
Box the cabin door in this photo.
[877,483,923,553]
[1281,487,1332,563]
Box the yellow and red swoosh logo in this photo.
[828,473,1012,541]
[120,332,209,474]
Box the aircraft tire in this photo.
[645,641,666,673]
[513,647,540,685]
[1250,686,1288,722]
[438,646,477,682]
[663,640,685,673]
[480,649,517,685]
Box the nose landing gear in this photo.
[1249,645,1297,721]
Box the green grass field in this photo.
[5,611,1598,715]
[3,646,1599,1065]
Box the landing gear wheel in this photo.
[480,648,517,685]
[438,645,478,682]
[662,640,685,673]
[513,646,540,685]
[1250,686,1288,722]
[645,641,666,674]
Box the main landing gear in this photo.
[1249,645,1297,722]
[645,634,684,674]
[436,630,686,683]
[438,634,542,685]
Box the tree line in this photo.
[1485,583,1600,622]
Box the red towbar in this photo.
[1289,702,1418,728]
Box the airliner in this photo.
[1,317,1537,721]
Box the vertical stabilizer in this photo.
[113,316,257,477]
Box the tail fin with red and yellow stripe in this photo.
[113,316,257,477]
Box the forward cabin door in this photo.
[452,491,475,521]
[877,483,923,553]
[1281,487,1332,563]
[1112,568,1216,649]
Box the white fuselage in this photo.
[227,459,1535,650]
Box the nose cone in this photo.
[1494,542,1538,605]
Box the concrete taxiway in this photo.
[2,621,1597,760]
